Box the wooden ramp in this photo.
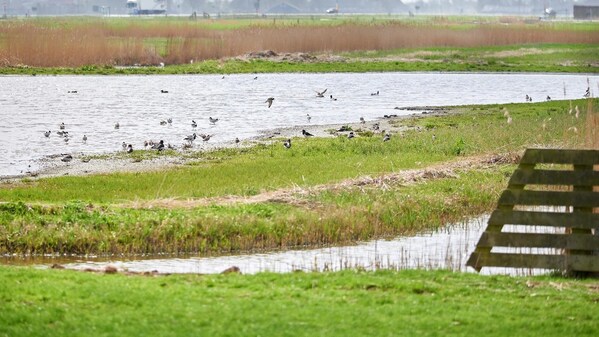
[467,148,599,274]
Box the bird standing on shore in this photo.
[347,131,355,139]
[307,114,312,123]
[61,154,73,162]
[152,140,165,151]
[126,144,133,153]
[383,133,391,142]
[283,139,291,149]
[302,129,314,137]
[265,97,275,108]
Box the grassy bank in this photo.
[0,99,594,256]
[1,267,598,337]
[1,15,598,73]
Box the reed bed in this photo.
[1,19,598,67]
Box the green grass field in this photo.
[1,267,597,337]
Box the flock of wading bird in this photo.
[46,85,392,163]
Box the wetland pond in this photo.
[1,72,597,177]
[2,215,562,276]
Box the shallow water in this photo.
[1,72,596,176]
[4,214,550,276]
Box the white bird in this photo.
[283,139,291,149]
[122,142,128,150]
[59,122,65,130]
[347,131,355,139]
[575,105,580,119]
[126,144,133,153]
[507,116,513,124]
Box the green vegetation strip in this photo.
[0,99,593,256]
[1,267,597,337]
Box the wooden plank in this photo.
[520,149,599,165]
[488,210,599,229]
[498,189,599,208]
[508,169,599,186]
[475,232,599,250]
[469,253,599,272]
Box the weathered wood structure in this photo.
[467,148,599,274]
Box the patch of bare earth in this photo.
[124,152,520,210]
[233,50,346,63]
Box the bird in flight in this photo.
[315,89,327,97]
[265,97,275,108]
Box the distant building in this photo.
[573,3,599,19]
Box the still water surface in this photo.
[1,72,596,176]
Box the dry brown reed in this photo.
[1,21,598,67]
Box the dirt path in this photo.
[122,152,520,210]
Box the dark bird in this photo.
[152,140,165,151]
[265,97,275,108]
[360,117,365,124]
[114,122,120,129]
[167,118,172,124]
[126,144,133,153]
[253,76,258,80]
[201,134,212,142]
[383,133,391,142]
[59,122,65,130]
[283,139,291,149]
[347,131,355,139]
[371,91,379,96]
[191,120,197,128]
[44,130,51,137]
[161,89,169,93]
[160,120,167,126]
[525,94,530,102]
[315,88,327,97]
[330,95,337,101]
[235,137,240,144]
[372,123,380,131]
[68,90,77,94]
[61,154,73,162]
[338,125,351,132]
[302,129,314,137]
[209,117,219,124]
[546,95,551,101]
[584,87,590,98]
[82,135,87,143]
